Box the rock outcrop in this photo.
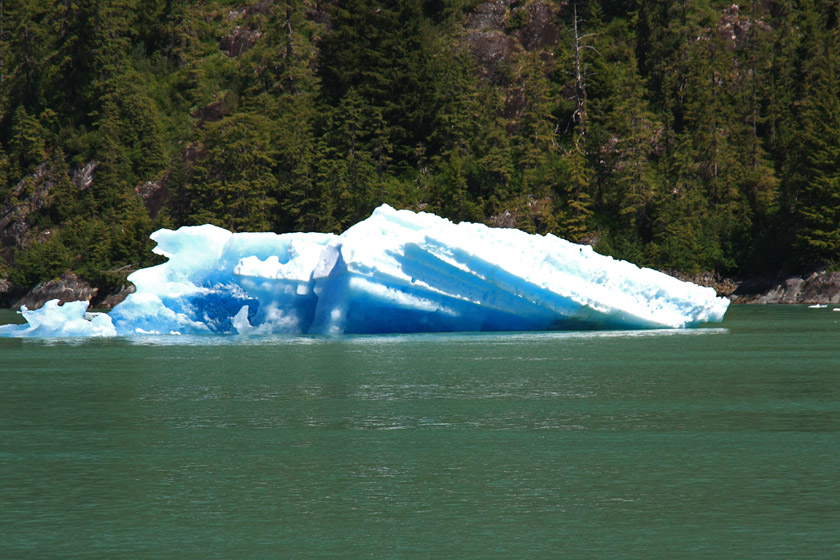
[731,270,840,304]
[0,160,99,261]
[13,272,98,310]
[9,271,135,310]
[670,271,739,298]
[95,284,136,310]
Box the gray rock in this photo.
[14,272,98,310]
[733,270,840,304]
[94,284,136,310]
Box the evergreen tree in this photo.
[516,51,559,199]
[45,148,87,225]
[321,87,396,227]
[318,0,435,166]
[9,106,45,180]
[557,141,594,243]
[0,148,9,202]
[187,112,279,231]
[41,0,103,130]
[790,32,840,265]
[0,0,53,113]
[91,98,133,214]
[587,17,659,242]
[273,94,337,233]
[647,144,706,272]
[430,149,482,223]
[425,47,512,217]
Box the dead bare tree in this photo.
[572,3,598,141]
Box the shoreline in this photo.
[678,270,840,306]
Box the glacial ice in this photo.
[0,204,729,337]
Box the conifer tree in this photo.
[318,0,435,166]
[423,44,514,212]
[517,51,559,200]
[45,147,86,224]
[557,141,594,243]
[426,47,512,216]
[3,0,840,286]
[272,95,337,233]
[40,0,102,129]
[431,149,482,223]
[321,87,396,227]
[0,149,9,202]
[187,112,279,232]
[92,98,134,214]
[1,0,52,113]
[586,17,659,241]
[791,32,840,265]
[9,105,45,180]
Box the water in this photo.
[1,305,839,559]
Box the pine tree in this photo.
[187,112,279,232]
[240,0,322,98]
[91,97,134,214]
[517,51,559,198]
[9,105,46,180]
[431,149,482,223]
[792,36,840,265]
[557,141,594,243]
[321,87,394,227]
[647,133,720,273]
[425,47,512,216]
[41,0,103,128]
[586,16,660,240]
[0,148,10,202]
[272,94,336,233]
[0,0,52,113]
[318,0,435,166]
[45,147,86,224]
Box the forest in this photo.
[1,0,839,298]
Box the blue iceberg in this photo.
[0,205,729,337]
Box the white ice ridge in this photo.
[0,204,729,337]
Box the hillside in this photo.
[1,0,839,305]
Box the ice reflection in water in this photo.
[3,307,838,559]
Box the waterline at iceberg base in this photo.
[1,205,729,338]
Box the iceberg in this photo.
[0,205,728,337]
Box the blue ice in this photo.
[0,205,729,337]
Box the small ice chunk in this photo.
[0,299,116,337]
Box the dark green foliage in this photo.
[9,234,73,288]
[3,0,840,293]
[9,106,46,180]
[557,144,594,243]
[788,24,840,266]
[186,112,279,231]
[318,0,437,165]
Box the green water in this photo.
[1,305,839,559]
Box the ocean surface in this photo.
[1,305,838,559]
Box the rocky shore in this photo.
[729,270,840,305]
[3,268,840,311]
[0,272,135,310]
[672,269,840,305]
